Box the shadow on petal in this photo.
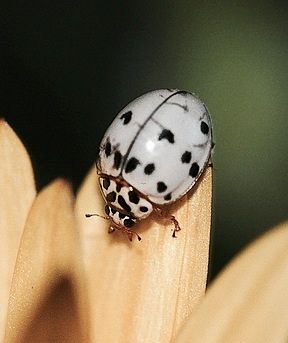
[5,179,89,343]
[19,277,84,343]
[175,221,288,343]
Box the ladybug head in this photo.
[85,205,141,241]
[104,204,136,229]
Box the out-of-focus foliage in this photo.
[0,1,287,277]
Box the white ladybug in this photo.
[87,89,213,241]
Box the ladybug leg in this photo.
[124,229,134,242]
[108,226,116,234]
[95,158,102,175]
[154,207,181,238]
[113,226,141,242]
[207,157,214,169]
[122,227,142,242]
[170,215,181,238]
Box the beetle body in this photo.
[97,89,213,240]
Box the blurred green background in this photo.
[0,1,287,279]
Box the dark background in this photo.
[0,1,287,279]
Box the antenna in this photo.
[85,213,110,220]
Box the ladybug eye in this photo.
[123,218,136,228]
[105,205,110,216]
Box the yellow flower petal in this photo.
[5,180,88,343]
[0,120,35,341]
[75,166,212,342]
[175,221,288,343]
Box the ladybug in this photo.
[86,89,213,241]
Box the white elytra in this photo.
[98,89,213,208]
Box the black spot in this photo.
[113,151,122,169]
[105,205,110,215]
[158,129,174,144]
[125,157,140,173]
[157,181,167,193]
[123,218,135,228]
[105,141,112,156]
[140,206,148,212]
[116,183,122,192]
[110,207,116,214]
[102,178,110,190]
[181,151,192,164]
[128,190,140,204]
[189,162,200,178]
[164,193,172,201]
[144,163,155,175]
[118,195,132,212]
[119,212,126,219]
[120,111,132,125]
[106,191,116,203]
[201,121,209,135]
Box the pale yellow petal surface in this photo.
[5,180,88,343]
[0,120,36,341]
[75,167,212,343]
[175,221,288,343]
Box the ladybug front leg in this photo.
[120,227,142,242]
[111,225,141,242]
